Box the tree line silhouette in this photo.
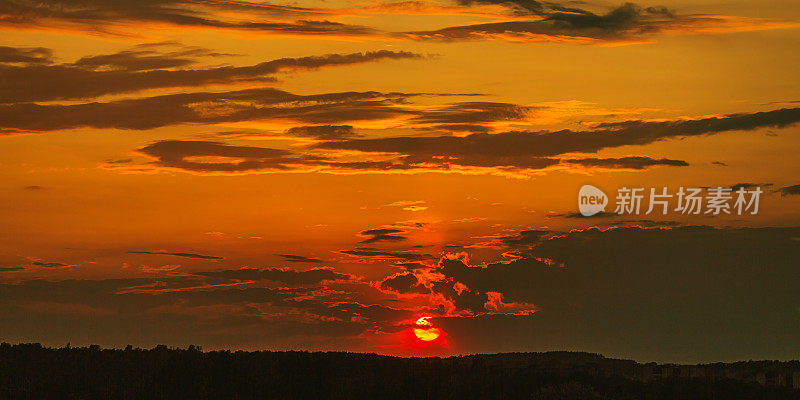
[1,343,798,399]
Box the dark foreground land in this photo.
[1,343,799,400]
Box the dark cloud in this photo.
[594,108,800,140]
[0,88,420,133]
[23,185,43,190]
[132,140,424,174]
[0,0,373,36]
[395,262,429,271]
[72,46,232,71]
[196,267,351,284]
[277,254,324,263]
[501,229,550,246]
[31,261,68,268]
[285,125,358,140]
[379,272,430,294]
[137,140,310,173]
[613,219,682,228]
[2,226,798,360]
[430,124,491,134]
[0,46,52,64]
[359,228,407,243]
[428,226,800,361]
[104,159,133,165]
[547,211,618,219]
[0,266,24,272]
[729,182,772,191]
[429,274,496,314]
[0,48,422,103]
[340,248,434,261]
[779,184,800,196]
[456,0,548,15]
[87,106,796,176]
[409,101,531,126]
[0,276,371,348]
[404,154,561,170]
[108,101,796,174]
[316,108,800,170]
[562,156,688,169]
[711,161,728,166]
[401,2,730,43]
[127,250,224,260]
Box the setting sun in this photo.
[413,317,442,341]
[413,328,441,342]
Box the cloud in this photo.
[562,156,688,169]
[30,261,69,268]
[386,200,426,207]
[196,267,352,284]
[0,46,52,64]
[546,211,618,219]
[384,200,429,211]
[612,219,683,228]
[455,0,550,15]
[340,248,434,261]
[400,2,796,44]
[418,226,800,360]
[315,108,800,172]
[0,88,421,133]
[285,125,358,139]
[501,229,550,246]
[82,104,798,177]
[1,0,793,46]
[127,250,224,260]
[0,266,24,272]
[3,226,799,359]
[729,182,772,191]
[360,228,407,243]
[136,140,309,173]
[72,45,233,71]
[0,275,378,348]
[779,184,800,196]
[395,262,430,271]
[593,108,800,140]
[0,47,422,103]
[277,254,325,263]
[379,272,430,294]
[0,0,372,37]
[130,139,428,174]
[92,105,798,176]
[407,101,532,132]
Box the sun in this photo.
[413,317,441,341]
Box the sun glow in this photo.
[413,316,441,341]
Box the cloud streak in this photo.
[277,254,325,263]
[400,2,796,44]
[81,105,798,177]
[0,47,422,103]
[0,0,369,37]
[360,229,408,243]
[128,251,224,260]
[0,88,422,133]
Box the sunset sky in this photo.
[1,0,799,363]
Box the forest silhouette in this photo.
[1,343,799,399]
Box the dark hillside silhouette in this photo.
[1,343,799,400]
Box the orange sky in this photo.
[1,0,799,363]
